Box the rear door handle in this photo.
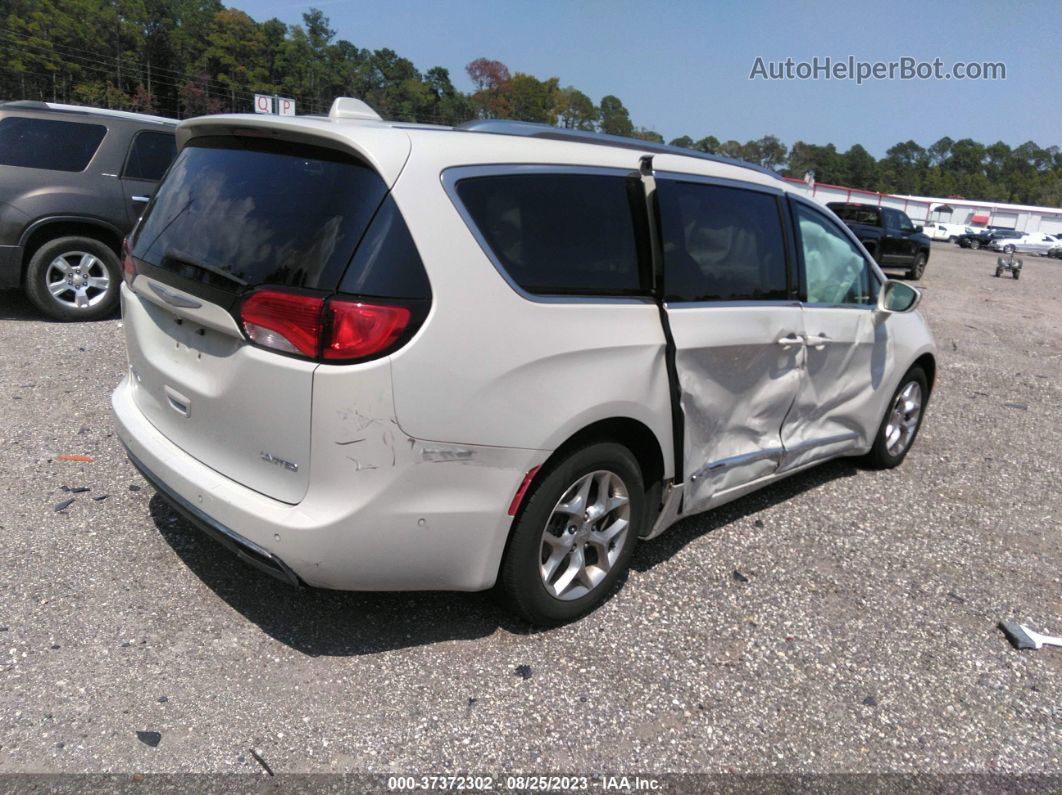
[776,334,805,347]
[804,333,830,348]
[131,195,150,203]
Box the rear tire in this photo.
[1013,269,1020,280]
[970,240,981,250]
[865,367,928,470]
[499,442,644,626]
[24,236,121,321]
[907,252,927,280]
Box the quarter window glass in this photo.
[455,173,647,295]
[659,181,788,302]
[0,117,106,171]
[124,131,177,180]
[795,203,879,305]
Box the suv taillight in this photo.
[239,290,413,363]
[122,238,137,286]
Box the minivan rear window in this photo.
[131,137,388,292]
[455,173,649,296]
[0,117,107,172]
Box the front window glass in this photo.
[795,203,879,305]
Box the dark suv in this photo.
[0,101,177,320]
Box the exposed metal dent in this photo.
[689,446,785,483]
[777,431,861,472]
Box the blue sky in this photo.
[233,0,1062,156]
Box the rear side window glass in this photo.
[339,195,431,299]
[0,117,106,172]
[131,137,388,292]
[794,202,879,306]
[829,203,881,226]
[455,173,648,295]
[123,131,177,181]
[658,181,788,302]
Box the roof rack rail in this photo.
[455,119,782,180]
[0,100,175,126]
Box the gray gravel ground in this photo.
[0,243,1059,778]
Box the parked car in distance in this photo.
[112,98,937,625]
[988,231,1059,255]
[925,222,971,242]
[0,101,177,320]
[957,228,1021,250]
[826,202,931,279]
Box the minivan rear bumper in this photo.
[125,447,303,587]
[112,372,545,591]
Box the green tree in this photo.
[554,87,597,130]
[840,144,878,189]
[505,72,558,124]
[631,127,663,143]
[598,94,633,137]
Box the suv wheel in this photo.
[499,442,644,625]
[25,236,120,321]
[1003,244,1016,254]
[907,252,927,280]
[865,367,928,469]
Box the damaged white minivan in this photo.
[112,97,936,625]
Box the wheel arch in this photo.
[497,415,667,583]
[508,416,667,526]
[911,352,936,394]
[19,217,124,273]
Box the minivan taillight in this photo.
[240,292,323,358]
[239,291,413,362]
[122,238,136,287]
[325,303,410,360]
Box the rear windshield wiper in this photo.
[161,249,249,288]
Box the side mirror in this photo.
[877,279,921,313]
[913,225,923,233]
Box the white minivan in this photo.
[112,98,936,624]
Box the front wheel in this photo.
[498,442,644,625]
[24,236,121,321]
[865,367,928,469]
[1013,269,1020,280]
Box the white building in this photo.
[784,178,1062,235]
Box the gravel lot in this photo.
[0,243,1059,778]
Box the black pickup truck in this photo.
[827,202,931,280]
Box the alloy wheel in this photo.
[884,381,923,457]
[44,251,110,310]
[539,470,630,601]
